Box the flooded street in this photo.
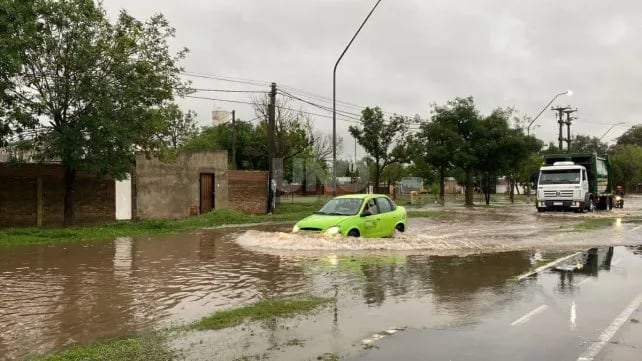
[1,197,642,360]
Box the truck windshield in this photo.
[539,169,581,184]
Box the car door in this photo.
[360,198,379,237]
[375,197,394,236]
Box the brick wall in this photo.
[0,176,37,226]
[0,164,115,227]
[228,170,268,214]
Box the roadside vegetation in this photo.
[32,296,331,360]
[0,201,324,247]
[31,334,176,361]
[563,217,617,232]
[191,296,332,331]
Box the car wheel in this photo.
[395,223,405,233]
[347,229,360,237]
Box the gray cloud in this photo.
[102,0,642,153]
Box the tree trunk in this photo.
[509,176,515,203]
[374,159,381,194]
[465,168,474,206]
[439,166,445,206]
[484,173,491,205]
[63,166,77,227]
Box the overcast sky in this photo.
[102,0,642,159]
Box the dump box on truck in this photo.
[536,153,614,212]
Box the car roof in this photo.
[334,194,389,199]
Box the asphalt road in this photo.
[349,245,642,361]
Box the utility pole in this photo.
[268,82,276,214]
[564,108,577,152]
[231,110,236,170]
[552,105,571,150]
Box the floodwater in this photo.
[1,197,641,360]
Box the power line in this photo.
[185,95,256,106]
[181,72,270,87]
[192,88,268,94]
[278,89,363,120]
[185,94,361,123]
[181,70,413,119]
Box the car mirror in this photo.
[361,210,371,217]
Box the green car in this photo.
[292,194,407,237]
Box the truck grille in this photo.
[543,190,574,198]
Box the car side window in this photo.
[365,199,378,215]
[582,170,587,181]
[376,197,392,213]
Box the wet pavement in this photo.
[0,196,641,360]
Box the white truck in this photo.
[536,153,614,213]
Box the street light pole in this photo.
[333,0,383,196]
[525,89,571,203]
[599,122,625,141]
[526,90,572,136]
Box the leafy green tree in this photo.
[181,122,267,170]
[571,134,608,154]
[609,144,642,192]
[381,163,408,188]
[410,117,459,205]
[0,0,39,145]
[0,0,189,225]
[430,97,480,206]
[617,125,642,147]
[349,107,409,192]
[157,104,198,150]
[472,108,526,205]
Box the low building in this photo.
[0,150,269,228]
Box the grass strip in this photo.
[0,202,323,247]
[192,296,332,331]
[565,217,616,232]
[30,334,175,361]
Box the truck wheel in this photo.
[588,200,596,213]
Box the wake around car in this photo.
[292,194,407,238]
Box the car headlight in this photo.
[292,225,300,233]
[326,226,340,235]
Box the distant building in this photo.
[212,107,230,126]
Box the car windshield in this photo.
[539,169,581,184]
[315,198,364,216]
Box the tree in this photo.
[181,121,267,170]
[381,163,408,188]
[410,118,459,205]
[571,134,608,154]
[472,108,529,205]
[349,107,409,192]
[617,125,642,146]
[308,129,343,166]
[430,97,479,206]
[253,95,313,162]
[609,144,642,192]
[0,0,39,145]
[157,105,198,150]
[0,0,189,225]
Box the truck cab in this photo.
[536,161,592,212]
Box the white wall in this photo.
[115,177,132,220]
